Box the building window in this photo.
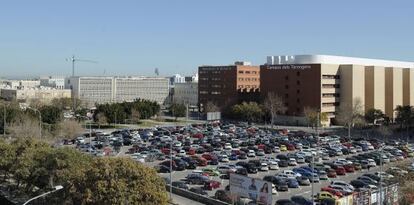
[252,71,257,74]
[285,93,289,98]
[296,89,300,94]
[297,98,300,103]
[285,85,289,89]
[238,78,243,81]
[296,72,300,76]
[296,80,300,85]
[285,76,289,80]
[238,71,244,74]
[245,71,251,74]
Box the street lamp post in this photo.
[27,107,42,139]
[3,104,6,138]
[169,140,173,201]
[23,185,63,205]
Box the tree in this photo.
[169,103,186,121]
[39,105,63,124]
[336,98,365,138]
[365,108,385,124]
[230,102,263,123]
[95,113,108,129]
[71,157,168,205]
[9,114,41,138]
[263,92,286,127]
[395,105,414,129]
[303,107,328,129]
[51,98,73,110]
[57,120,84,140]
[204,101,219,113]
[130,108,141,123]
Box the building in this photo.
[169,74,186,86]
[66,76,169,107]
[0,87,71,103]
[198,61,260,111]
[261,55,414,124]
[4,80,40,89]
[173,82,198,107]
[40,76,65,89]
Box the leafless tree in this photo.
[263,92,286,127]
[57,120,84,140]
[131,108,141,124]
[336,98,365,138]
[204,101,219,113]
[96,113,108,129]
[9,114,40,139]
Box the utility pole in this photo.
[169,141,173,201]
[3,104,6,138]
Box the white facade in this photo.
[4,80,40,89]
[40,76,65,89]
[66,76,169,107]
[267,55,414,68]
[173,82,198,106]
[0,88,71,103]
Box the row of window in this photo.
[238,70,259,74]
[199,91,221,95]
[238,78,259,81]
[322,84,340,88]
[322,93,340,97]
[322,102,340,107]
[322,75,340,79]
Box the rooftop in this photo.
[267,55,414,68]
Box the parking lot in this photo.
[69,122,414,205]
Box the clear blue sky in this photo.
[1,0,413,78]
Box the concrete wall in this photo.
[339,65,365,112]
[403,68,414,106]
[385,67,403,119]
[365,66,386,113]
[166,185,229,205]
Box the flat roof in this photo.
[267,55,414,68]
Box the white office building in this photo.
[40,76,65,89]
[173,82,198,106]
[66,76,169,107]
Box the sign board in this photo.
[266,65,312,70]
[229,173,272,205]
[207,112,221,121]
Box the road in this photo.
[170,193,204,205]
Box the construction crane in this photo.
[66,55,98,76]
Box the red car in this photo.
[187,148,196,155]
[344,164,355,173]
[321,187,343,197]
[192,133,204,139]
[204,180,221,190]
[201,153,215,160]
[327,169,337,178]
[287,144,295,151]
[335,166,346,175]
[161,148,171,155]
[191,156,208,166]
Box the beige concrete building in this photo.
[0,88,71,104]
[263,55,414,124]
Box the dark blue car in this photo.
[287,178,299,188]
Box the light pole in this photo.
[23,185,63,205]
[27,107,42,139]
[3,104,6,138]
[169,140,173,201]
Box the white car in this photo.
[177,150,186,157]
[220,155,229,162]
[260,163,269,171]
[247,150,256,157]
[273,147,281,153]
[160,136,172,142]
[224,143,232,150]
[269,161,279,170]
[288,158,297,166]
[173,141,182,148]
[282,170,301,178]
[367,159,377,167]
[331,180,355,191]
[375,172,394,179]
[272,184,277,194]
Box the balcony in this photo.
[321,106,336,113]
[321,97,340,103]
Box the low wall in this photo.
[166,185,229,205]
